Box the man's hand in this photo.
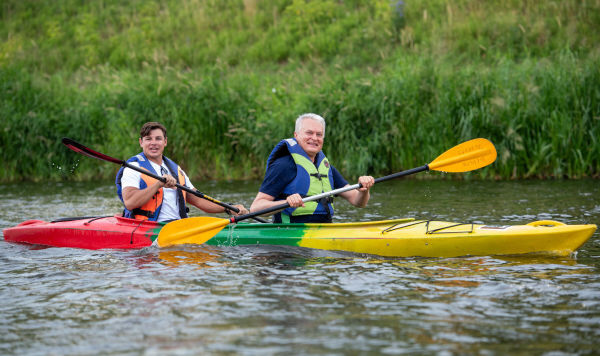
[161,174,177,188]
[229,204,249,216]
[357,176,375,191]
[286,193,305,208]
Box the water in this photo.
[1,179,599,355]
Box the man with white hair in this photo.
[250,113,375,223]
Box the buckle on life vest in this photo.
[318,196,334,218]
[297,195,334,205]
[309,173,328,181]
[132,208,153,218]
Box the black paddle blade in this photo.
[62,138,124,165]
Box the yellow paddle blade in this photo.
[156,217,230,248]
[428,138,497,172]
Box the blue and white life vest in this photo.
[115,152,188,221]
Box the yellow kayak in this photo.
[207,218,597,257]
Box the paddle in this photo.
[62,137,268,223]
[155,138,497,247]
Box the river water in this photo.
[1,179,599,355]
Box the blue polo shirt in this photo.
[259,155,349,223]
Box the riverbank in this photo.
[1,0,598,182]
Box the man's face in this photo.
[139,128,167,162]
[294,118,324,160]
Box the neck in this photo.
[147,155,163,166]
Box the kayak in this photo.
[2,216,162,250]
[3,216,596,257]
[210,219,596,257]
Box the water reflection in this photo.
[156,247,221,268]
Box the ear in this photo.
[164,137,167,146]
[139,137,143,147]
[294,131,299,139]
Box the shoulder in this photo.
[330,165,348,189]
[268,155,296,171]
[123,161,141,173]
[267,139,294,167]
[259,155,296,196]
[121,163,141,188]
[125,153,145,163]
[264,155,296,182]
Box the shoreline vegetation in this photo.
[1,0,599,182]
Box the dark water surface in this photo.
[1,179,599,355]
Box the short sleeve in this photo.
[259,156,297,198]
[330,165,348,189]
[121,163,142,189]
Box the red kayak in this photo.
[3,216,160,249]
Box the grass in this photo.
[0,0,599,182]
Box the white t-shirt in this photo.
[121,160,194,222]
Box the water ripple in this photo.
[1,180,599,354]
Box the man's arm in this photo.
[121,169,176,210]
[337,176,375,208]
[250,191,307,215]
[250,156,299,214]
[181,170,248,215]
[122,185,160,211]
[186,194,247,215]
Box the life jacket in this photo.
[115,152,188,221]
[266,138,334,223]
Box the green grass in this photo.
[1,0,599,182]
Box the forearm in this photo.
[250,192,286,215]
[123,184,161,210]
[340,188,370,208]
[251,200,282,213]
[341,176,374,208]
[349,190,370,208]
[187,194,225,213]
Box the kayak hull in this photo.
[3,216,596,257]
[3,216,162,250]
[209,219,597,257]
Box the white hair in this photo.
[295,113,326,135]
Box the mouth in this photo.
[305,145,320,153]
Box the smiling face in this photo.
[294,118,324,161]
[139,128,167,164]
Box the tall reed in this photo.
[1,0,598,182]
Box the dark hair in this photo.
[140,122,167,138]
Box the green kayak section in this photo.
[207,222,306,247]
